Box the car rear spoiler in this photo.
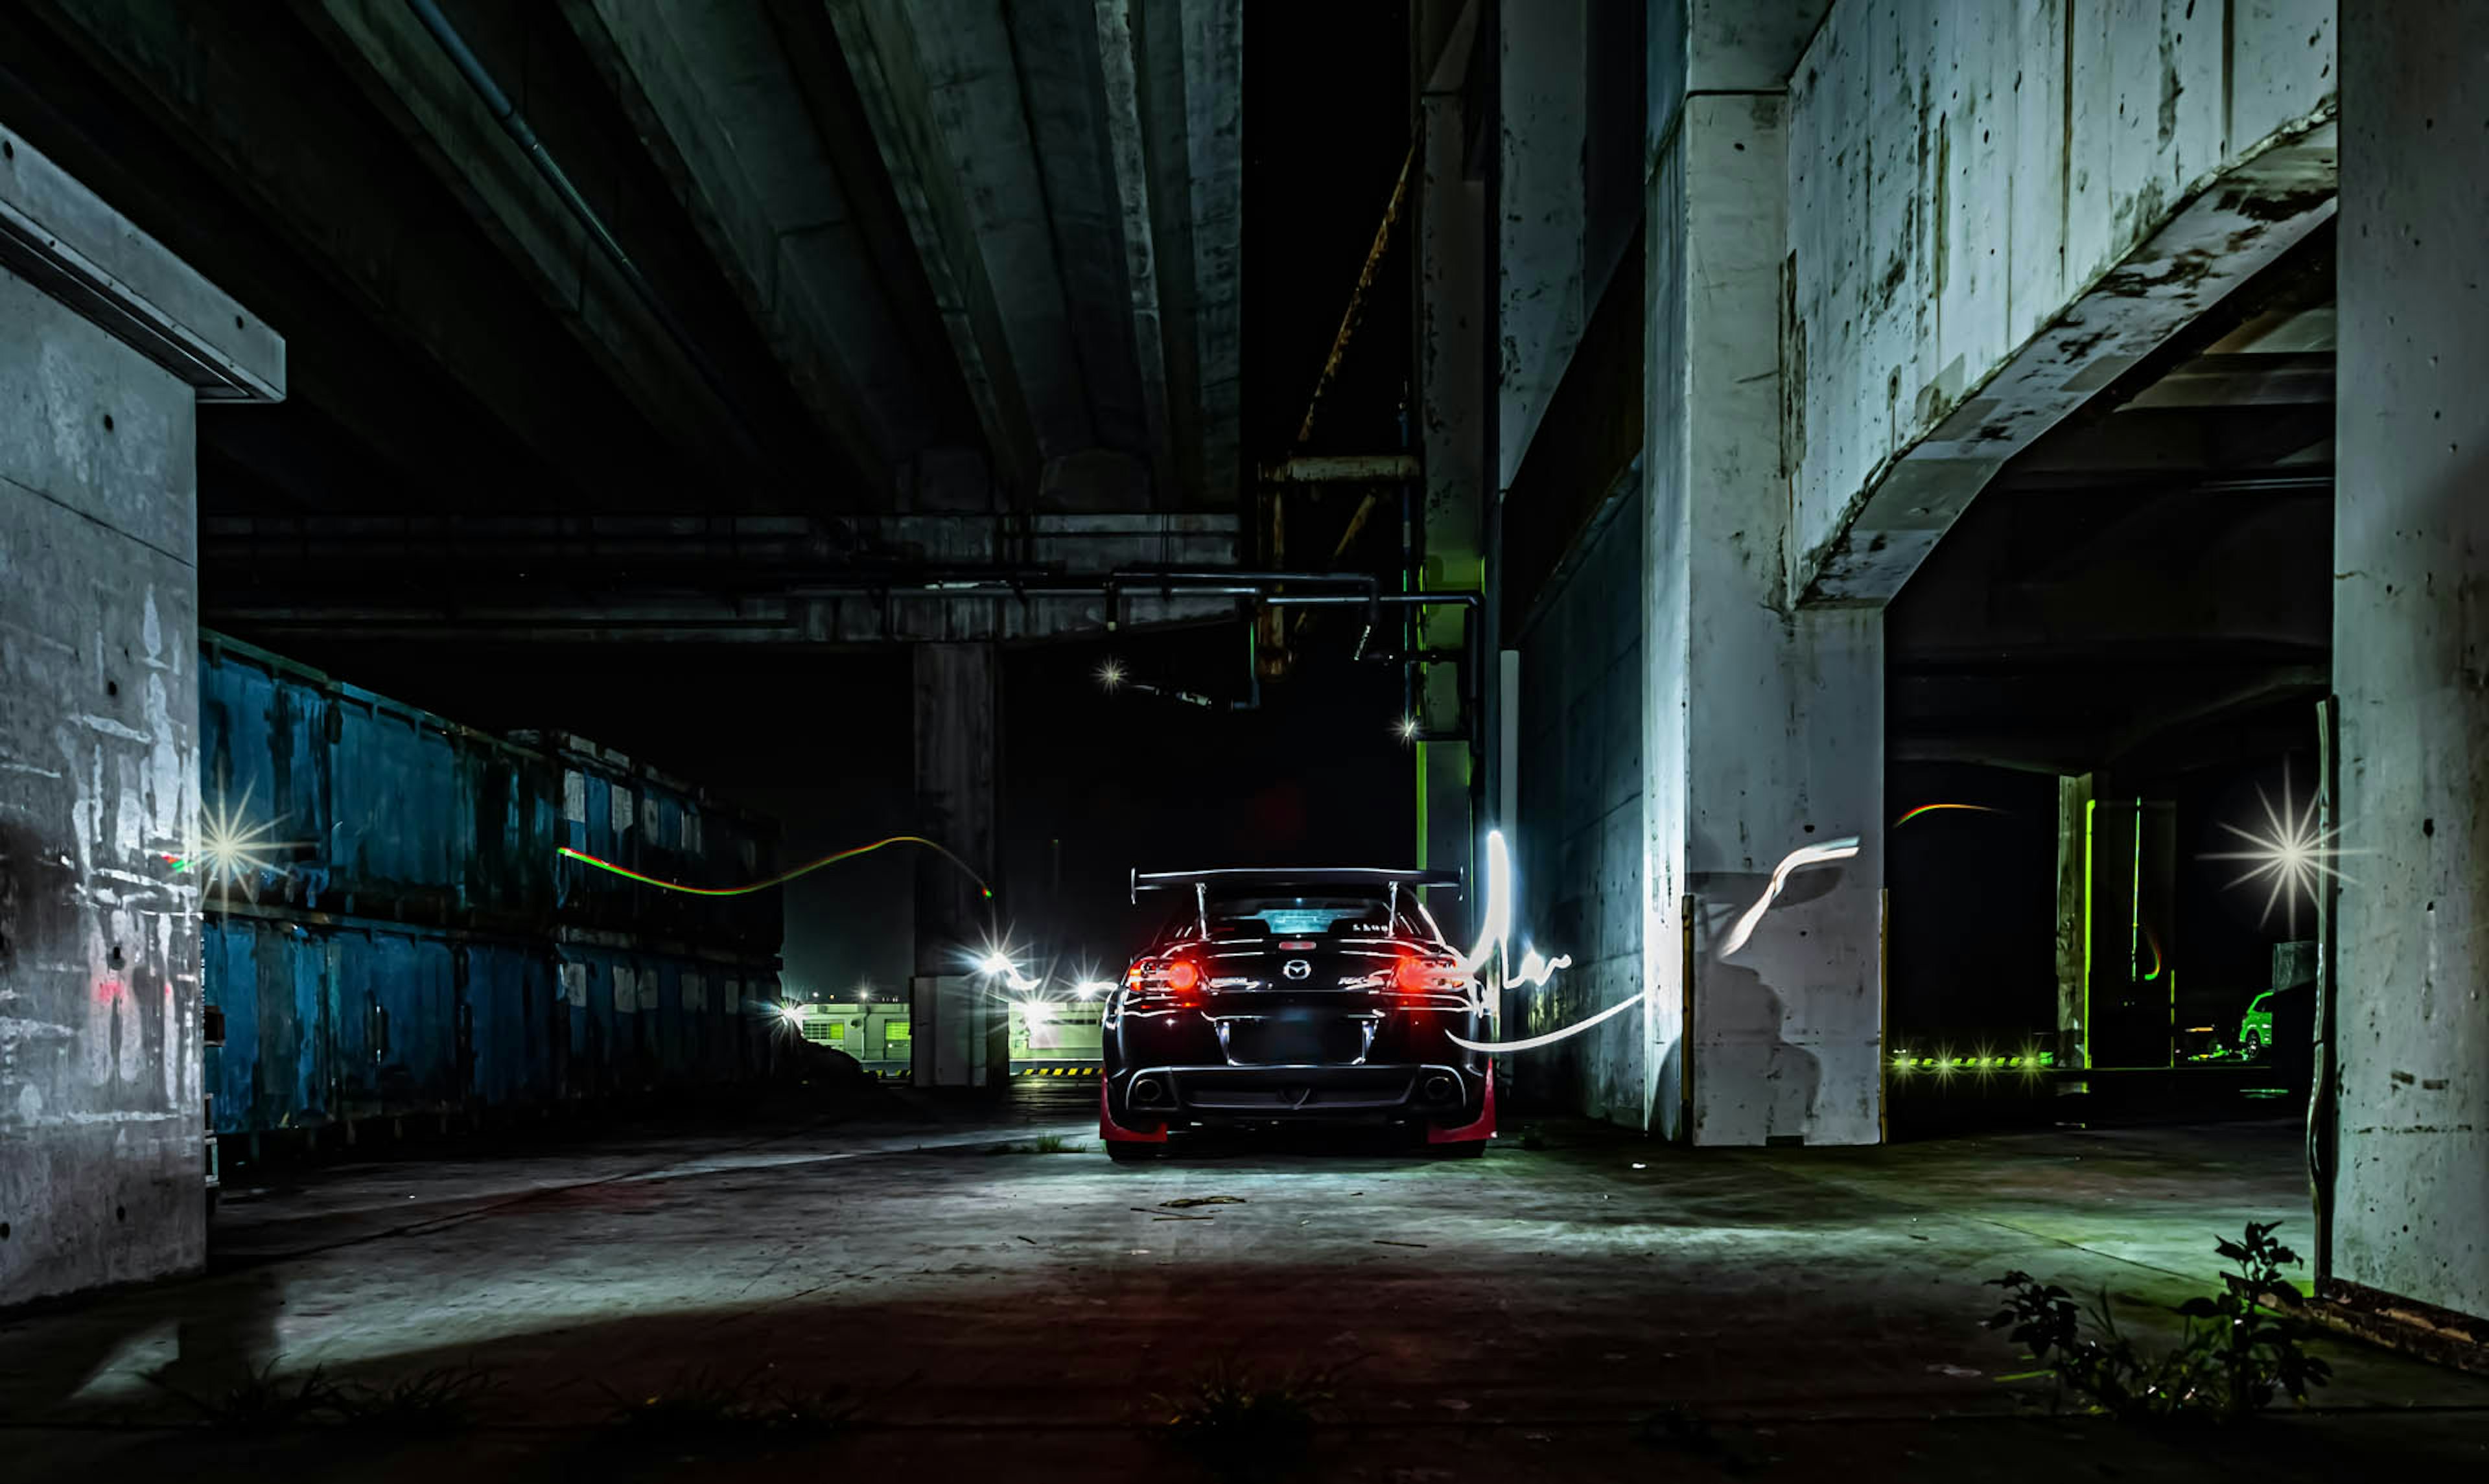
[1130,865,1465,904]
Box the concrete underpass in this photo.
[4,1,2488,1479]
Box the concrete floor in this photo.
[2,1085,2484,1481]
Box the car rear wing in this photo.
[1129,865,1465,904]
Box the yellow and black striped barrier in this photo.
[1015,1064,1102,1077]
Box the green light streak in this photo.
[557,833,994,899]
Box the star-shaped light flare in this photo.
[2201,767,2361,936]
[178,781,309,905]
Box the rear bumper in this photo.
[1109,1061,1490,1132]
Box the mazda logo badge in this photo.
[1283,959,1311,980]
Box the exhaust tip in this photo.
[1421,1072,1458,1104]
[1130,1076,1168,1107]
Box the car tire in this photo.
[2243,1032,2264,1058]
[1106,1142,1158,1165]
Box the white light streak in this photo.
[1511,945,1572,989]
[1097,657,1126,691]
[1395,715,1421,744]
[1447,993,1640,1053]
[1460,828,1514,975]
[2201,768,2360,936]
[977,951,1016,978]
[1716,837,1862,958]
[1071,980,1114,999]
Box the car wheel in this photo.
[1106,1142,1158,1165]
[2243,1032,2264,1058]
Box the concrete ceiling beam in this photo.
[824,0,1042,503]
[1093,0,1176,509]
[296,0,806,493]
[891,1,1095,467]
[561,0,932,491]
[204,591,1243,646]
[1157,0,1241,507]
[18,0,688,509]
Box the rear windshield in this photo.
[1163,891,1440,945]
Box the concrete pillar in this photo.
[2052,773,2094,1069]
[1642,33,1882,1146]
[1417,0,1488,943]
[1494,0,1584,494]
[0,127,283,1304]
[2330,0,2489,1323]
[911,642,1000,980]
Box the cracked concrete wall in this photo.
[2331,0,2489,1325]
[1783,0,2337,599]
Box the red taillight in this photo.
[1126,953,1204,1008]
[1392,953,1472,999]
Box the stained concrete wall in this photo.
[2330,0,2489,1324]
[0,126,280,1304]
[1513,476,1645,1124]
[1783,0,2337,599]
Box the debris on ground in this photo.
[1373,1240,1428,1249]
[1160,1196,1246,1209]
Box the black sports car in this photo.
[1098,866,1497,1161]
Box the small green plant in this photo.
[1149,1357,1346,1478]
[332,1365,501,1433]
[988,1135,1086,1154]
[146,1362,342,1432]
[607,1367,854,1447]
[1985,1220,2333,1421]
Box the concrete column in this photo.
[2053,773,2094,1069]
[1494,0,1584,493]
[1417,0,1487,942]
[911,642,1000,979]
[2331,0,2489,1323]
[1643,82,1883,1146]
[0,128,283,1304]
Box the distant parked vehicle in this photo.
[2237,991,2274,1058]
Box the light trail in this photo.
[1448,992,1639,1054]
[1460,828,1514,975]
[1510,945,1572,990]
[1893,802,2002,826]
[1717,837,1862,958]
[557,833,993,899]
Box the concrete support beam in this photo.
[1783,0,2339,606]
[0,126,281,1306]
[1644,76,1884,1146]
[1166,0,1242,508]
[561,0,946,485]
[2053,773,2094,1069]
[1494,0,1585,492]
[299,0,791,486]
[2330,0,2489,1326]
[912,643,999,980]
[823,0,1041,502]
[1093,0,1176,507]
[22,0,688,509]
[1416,0,1487,944]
